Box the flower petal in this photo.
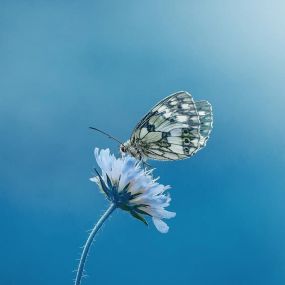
[141,207,176,220]
[152,217,169,233]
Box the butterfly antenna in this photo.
[89,126,124,145]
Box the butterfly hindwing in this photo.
[129,91,213,161]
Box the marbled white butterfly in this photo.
[91,91,213,161]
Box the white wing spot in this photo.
[163,112,171,119]
[142,132,162,142]
[176,115,188,122]
[169,145,184,154]
[167,137,182,144]
[170,101,178,106]
[181,103,190,109]
[148,115,158,124]
[170,129,182,136]
[163,152,179,159]
[158,105,168,112]
[140,127,148,138]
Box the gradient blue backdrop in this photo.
[1,1,284,284]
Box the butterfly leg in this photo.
[142,160,153,172]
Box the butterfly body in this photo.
[120,139,145,161]
[120,91,213,162]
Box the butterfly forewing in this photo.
[129,91,213,161]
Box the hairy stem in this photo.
[75,203,116,285]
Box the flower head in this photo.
[90,148,176,233]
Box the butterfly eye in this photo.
[120,145,126,153]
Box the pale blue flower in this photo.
[75,148,176,285]
[90,148,176,233]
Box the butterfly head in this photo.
[120,140,143,160]
[120,143,127,154]
[120,140,132,155]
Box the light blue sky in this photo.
[0,1,285,284]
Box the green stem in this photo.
[75,203,116,285]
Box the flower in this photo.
[90,148,176,233]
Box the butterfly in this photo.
[91,91,213,162]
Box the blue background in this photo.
[1,1,284,284]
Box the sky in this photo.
[0,1,285,285]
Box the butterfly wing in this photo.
[130,91,213,161]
